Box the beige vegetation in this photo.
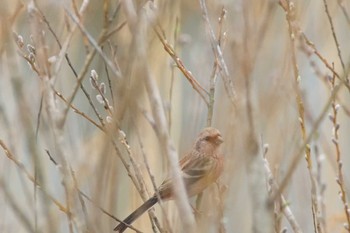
[1,0,350,232]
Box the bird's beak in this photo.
[216,135,224,144]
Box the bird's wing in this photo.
[158,153,215,198]
[179,153,216,186]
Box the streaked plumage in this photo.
[114,127,224,232]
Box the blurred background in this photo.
[1,0,350,232]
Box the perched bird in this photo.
[114,127,224,232]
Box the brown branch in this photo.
[329,67,350,232]
[54,90,104,131]
[36,6,105,126]
[0,140,69,214]
[323,0,346,75]
[153,28,209,106]
[337,0,350,26]
[198,0,236,104]
[263,145,303,233]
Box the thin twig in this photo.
[270,82,342,202]
[198,0,236,104]
[61,8,122,127]
[337,0,350,26]
[262,144,303,233]
[168,17,179,132]
[37,7,105,126]
[323,0,346,75]
[153,27,209,106]
[329,66,350,232]
[134,123,168,233]
[314,145,328,233]
[279,0,350,93]
[273,0,348,206]
[54,90,104,131]
[0,140,69,214]
[0,179,35,233]
[136,6,195,232]
[284,1,320,231]
[45,149,143,232]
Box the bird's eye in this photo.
[204,136,210,141]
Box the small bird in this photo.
[114,127,224,232]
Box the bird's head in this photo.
[194,127,223,155]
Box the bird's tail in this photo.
[114,196,158,232]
